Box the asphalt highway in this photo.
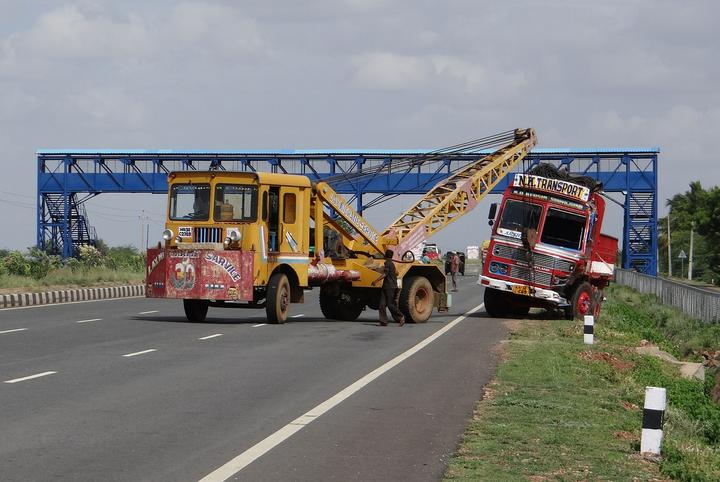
[0,271,506,482]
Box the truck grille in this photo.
[507,265,553,286]
[493,244,574,272]
[194,227,222,243]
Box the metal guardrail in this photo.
[615,268,720,323]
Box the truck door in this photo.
[278,187,303,254]
[267,186,280,252]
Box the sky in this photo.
[1,0,718,252]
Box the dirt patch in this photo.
[621,401,640,411]
[579,350,635,372]
[613,430,638,441]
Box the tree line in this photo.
[658,181,720,284]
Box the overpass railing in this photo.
[615,268,720,323]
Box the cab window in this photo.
[169,184,211,220]
[283,193,296,224]
[497,199,541,238]
[541,208,586,250]
[213,184,258,222]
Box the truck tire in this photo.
[183,299,209,322]
[399,276,434,323]
[266,272,291,324]
[319,289,338,320]
[510,296,531,318]
[571,281,595,321]
[483,288,510,318]
[320,287,364,321]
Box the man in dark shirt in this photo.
[372,250,405,326]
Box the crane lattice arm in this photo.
[312,181,388,256]
[383,128,537,258]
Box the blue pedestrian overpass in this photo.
[37,147,659,274]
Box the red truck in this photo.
[479,164,618,320]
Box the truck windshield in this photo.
[541,208,586,250]
[497,200,541,238]
[213,184,258,222]
[169,184,211,221]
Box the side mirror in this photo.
[488,203,497,226]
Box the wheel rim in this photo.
[414,287,430,315]
[577,291,591,316]
[279,284,289,314]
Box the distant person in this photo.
[450,252,460,292]
[372,250,405,327]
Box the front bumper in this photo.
[478,275,568,306]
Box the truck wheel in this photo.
[266,273,291,324]
[571,282,595,321]
[399,276,434,323]
[319,289,339,320]
[183,299,209,322]
[510,297,531,318]
[320,287,364,321]
[483,288,510,318]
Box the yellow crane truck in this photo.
[146,129,537,323]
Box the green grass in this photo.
[444,285,720,481]
[0,267,144,291]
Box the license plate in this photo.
[512,285,530,296]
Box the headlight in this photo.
[175,236,182,244]
[229,230,241,242]
[162,229,173,241]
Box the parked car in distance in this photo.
[444,251,466,276]
[422,243,441,260]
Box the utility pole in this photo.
[667,213,672,277]
[688,221,694,281]
[139,210,147,252]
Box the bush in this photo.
[77,245,105,269]
[3,251,30,276]
[26,247,62,280]
[106,245,144,271]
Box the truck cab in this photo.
[479,168,617,319]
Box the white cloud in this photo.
[65,87,149,129]
[22,5,151,59]
[351,52,527,97]
[351,53,429,90]
[0,2,265,68]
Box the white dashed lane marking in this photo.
[122,349,157,357]
[291,314,305,318]
[76,318,102,324]
[0,328,28,334]
[139,310,159,315]
[199,303,485,481]
[252,324,266,328]
[198,334,223,340]
[5,371,57,384]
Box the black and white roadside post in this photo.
[583,315,594,345]
[640,386,667,455]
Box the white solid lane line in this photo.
[291,314,305,318]
[122,349,157,357]
[252,324,266,328]
[5,371,57,384]
[199,334,223,340]
[0,328,28,334]
[139,310,159,315]
[76,318,102,324]
[198,303,485,482]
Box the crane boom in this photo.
[383,128,537,258]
